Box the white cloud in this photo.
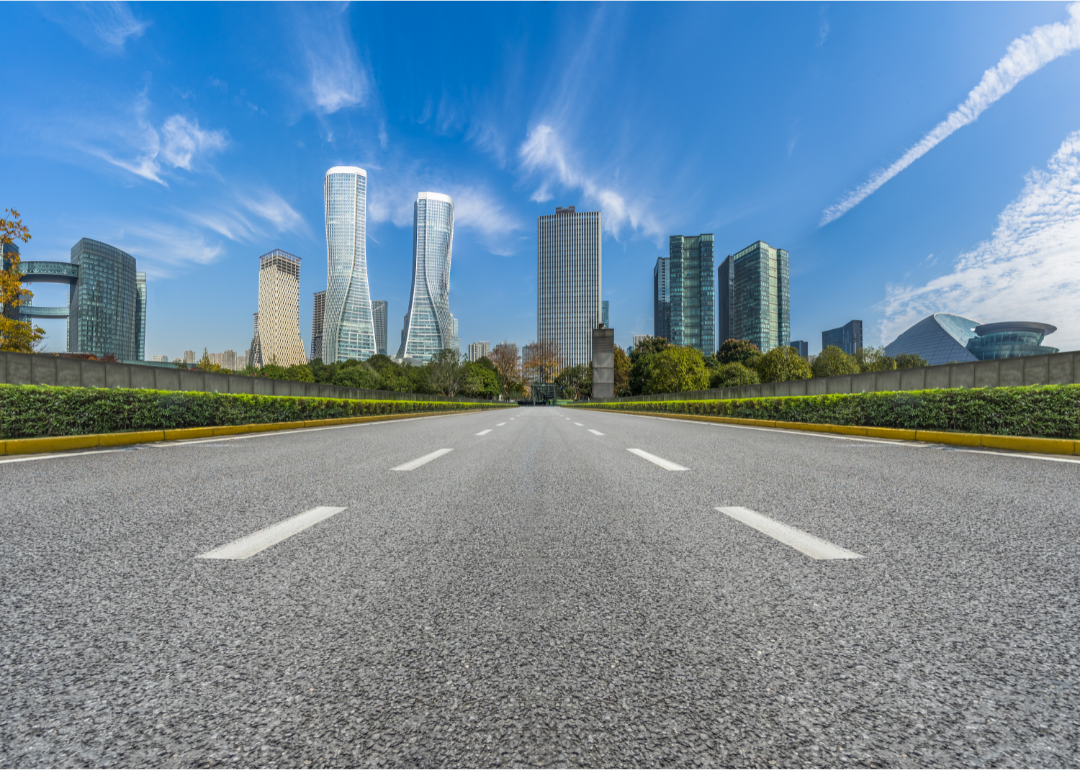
[518,124,662,239]
[160,116,228,171]
[184,189,309,243]
[113,222,225,277]
[822,3,1080,226]
[44,2,149,54]
[880,130,1080,351]
[291,4,370,114]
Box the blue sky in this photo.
[3,1,1080,358]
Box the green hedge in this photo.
[0,384,502,439]
[578,384,1080,439]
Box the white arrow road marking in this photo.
[392,448,454,471]
[627,448,688,471]
[717,507,863,560]
[199,507,347,560]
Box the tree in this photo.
[462,360,499,398]
[554,363,592,400]
[285,364,314,383]
[628,337,671,395]
[196,348,223,373]
[855,346,896,373]
[645,345,710,394]
[332,360,382,388]
[489,341,521,397]
[710,361,760,388]
[0,209,45,353]
[613,345,631,396]
[811,345,860,378]
[523,339,563,383]
[895,353,928,370]
[717,339,762,367]
[427,348,465,396]
[755,345,812,383]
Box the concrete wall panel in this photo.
[924,367,950,390]
[999,358,1024,387]
[31,355,56,386]
[130,365,156,390]
[975,361,1000,389]
[154,369,180,391]
[951,363,975,389]
[1022,356,1048,387]
[57,358,83,388]
[105,364,129,389]
[827,376,852,395]
[1048,353,1075,385]
[899,368,926,391]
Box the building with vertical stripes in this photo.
[668,234,715,354]
[323,166,375,362]
[718,240,789,354]
[653,257,671,341]
[311,290,326,361]
[537,205,602,367]
[371,299,388,356]
[249,249,307,367]
[398,192,455,362]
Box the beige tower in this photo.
[251,249,307,367]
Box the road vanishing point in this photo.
[2,407,1078,768]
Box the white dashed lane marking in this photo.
[198,507,347,560]
[574,422,584,426]
[717,506,863,560]
[588,429,604,436]
[627,448,688,471]
[392,448,454,471]
[497,423,506,427]
[476,429,492,436]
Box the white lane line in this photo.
[391,448,453,471]
[565,418,571,421]
[717,507,863,560]
[588,429,604,436]
[627,448,688,471]
[497,422,506,427]
[574,422,584,426]
[199,506,347,560]
[476,429,492,436]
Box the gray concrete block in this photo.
[57,358,82,388]
[827,376,852,394]
[975,361,1000,389]
[878,370,901,391]
[900,368,926,391]
[130,365,156,390]
[1048,353,1074,385]
[924,367,950,390]
[1022,355,1049,386]
[951,363,975,389]
[806,379,827,396]
[154,369,181,391]
[105,363,130,389]
[81,361,106,389]
[999,358,1024,387]
[31,355,57,386]
[179,372,203,392]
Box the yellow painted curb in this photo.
[164,427,216,440]
[0,439,6,456]
[100,430,164,446]
[6,434,101,455]
[577,407,1076,456]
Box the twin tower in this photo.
[320,166,456,364]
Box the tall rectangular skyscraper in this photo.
[371,299,388,356]
[537,205,601,367]
[668,234,715,354]
[324,166,375,362]
[135,272,146,361]
[311,290,325,361]
[250,250,307,367]
[822,320,862,355]
[653,257,671,341]
[601,300,609,328]
[718,240,790,353]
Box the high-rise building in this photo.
[223,349,237,370]
[184,350,196,364]
[249,249,307,367]
[236,353,247,370]
[150,354,169,362]
[537,205,602,367]
[633,334,651,349]
[67,239,144,360]
[668,235,715,354]
[323,166,375,362]
[601,300,609,328]
[653,257,670,341]
[822,320,862,355]
[135,272,146,361]
[371,299,388,356]
[718,240,789,354]
[311,290,326,361]
[468,341,491,362]
[789,340,809,357]
[398,192,455,362]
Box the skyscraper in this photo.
[789,340,809,357]
[135,272,146,361]
[67,238,144,360]
[653,257,670,341]
[537,205,602,367]
[468,341,491,362]
[250,249,307,367]
[398,192,455,362]
[324,166,375,362]
[718,240,789,354]
[311,290,325,361]
[371,299,388,356]
[822,320,863,355]
[668,234,715,354]
[602,300,609,328]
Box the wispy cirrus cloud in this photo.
[881,129,1080,350]
[184,189,309,243]
[518,124,663,240]
[288,3,370,115]
[822,3,1080,226]
[43,1,149,54]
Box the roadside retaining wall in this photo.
[0,351,491,404]
[597,350,1080,403]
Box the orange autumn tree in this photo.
[0,208,45,353]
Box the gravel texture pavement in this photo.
[1,407,1078,768]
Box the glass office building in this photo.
[324,166,375,362]
[886,313,1059,364]
[719,240,789,354]
[537,205,602,367]
[789,340,809,357]
[311,290,326,361]
[653,257,671,341]
[669,235,715,354]
[398,192,455,362]
[822,320,862,355]
[68,238,143,360]
[965,322,1058,360]
[371,299,388,356]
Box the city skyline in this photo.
[3,3,1079,358]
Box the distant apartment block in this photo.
[633,334,651,349]
[311,290,326,361]
[653,257,670,341]
[249,249,307,367]
[789,340,809,357]
[184,350,196,364]
[150,355,169,362]
[822,320,863,355]
[468,341,491,362]
[537,205,602,367]
[718,240,789,353]
[371,300,388,356]
[668,235,715,354]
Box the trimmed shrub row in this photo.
[578,384,1080,439]
[0,384,503,439]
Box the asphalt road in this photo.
[2,407,1078,768]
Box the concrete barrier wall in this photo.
[595,350,1080,403]
[0,352,491,404]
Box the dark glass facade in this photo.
[789,340,808,357]
[822,319,862,355]
[653,257,670,341]
[722,241,789,353]
[965,322,1058,360]
[67,239,142,360]
[669,235,715,354]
